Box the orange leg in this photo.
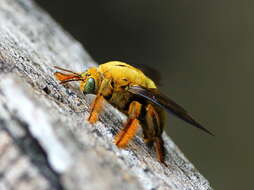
[115,101,142,148]
[145,104,165,163]
[143,104,160,142]
[155,137,165,163]
[88,95,105,124]
[88,78,113,124]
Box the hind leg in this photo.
[115,101,142,148]
[144,104,165,163]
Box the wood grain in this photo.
[0,0,213,189]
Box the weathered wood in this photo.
[0,0,213,189]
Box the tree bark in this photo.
[0,0,213,190]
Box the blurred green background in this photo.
[35,1,253,189]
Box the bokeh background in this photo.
[35,1,253,189]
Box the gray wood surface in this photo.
[0,0,213,189]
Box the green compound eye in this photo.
[83,78,95,94]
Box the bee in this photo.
[54,61,213,163]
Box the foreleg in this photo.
[88,78,112,123]
[88,95,105,123]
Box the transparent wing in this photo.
[128,85,214,136]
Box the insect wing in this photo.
[128,85,214,136]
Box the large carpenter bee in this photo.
[54,61,213,163]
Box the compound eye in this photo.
[83,78,95,94]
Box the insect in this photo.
[54,61,213,163]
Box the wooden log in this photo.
[0,0,213,189]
